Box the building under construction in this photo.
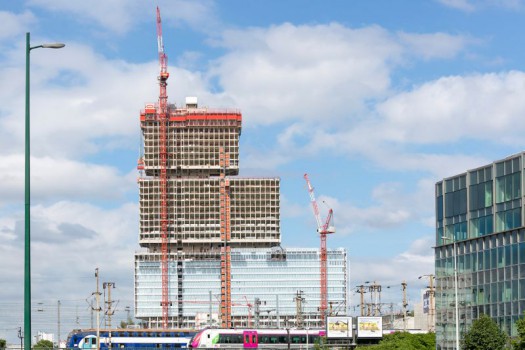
[133,7,347,330]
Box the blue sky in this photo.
[2,0,525,343]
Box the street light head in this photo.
[42,43,65,49]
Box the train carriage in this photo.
[66,328,196,349]
[189,328,325,349]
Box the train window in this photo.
[291,336,301,343]
[236,335,243,343]
[219,334,230,343]
[259,335,269,344]
[300,336,306,343]
[278,336,287,343]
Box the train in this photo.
[189,328,326,348]
[66,328,197,349]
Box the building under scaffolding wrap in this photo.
[134,97,348,328]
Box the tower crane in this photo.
[304,173,335,327]
[156,6,171,329]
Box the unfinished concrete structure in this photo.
[134,97,348,329]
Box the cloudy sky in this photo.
[2,0,525,343]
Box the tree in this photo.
[33,339,54,350]
[0,338,6,350]
[462,314,507,350]
[366,331,435,350]
[513,312,525,350]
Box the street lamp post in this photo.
[442,236,460,350]
[24,32,64,350]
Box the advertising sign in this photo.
[357,316,383,338]
[326,316,352,339]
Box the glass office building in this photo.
[135,247,348,328]
[435,152,525,349]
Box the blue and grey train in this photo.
[66,328,197,349]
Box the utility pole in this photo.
[209,291,213,326]
[18,327,23,350]
[103,282,116,349]
[93,268,101,350]
[57,300,61,348]
[294,290,305,329]
[401,281,408,332]
[357,285,366,316]
[368,282,382,316]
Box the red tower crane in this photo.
[304,173,335,327]
[219,148,232,328]
[156,6,171,329]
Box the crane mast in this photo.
[219,148,232,328]
[304,174,335,327]
[156,6,170,329]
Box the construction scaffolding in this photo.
[139,104,241,176]
[137,92,282,328]
[138,177,281,248]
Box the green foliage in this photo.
[512,312,525,350]
[0,338,6,349]
[314,336,329,349]
[462,314,507,350]
[366,332,435,350]
[33,339,54,350]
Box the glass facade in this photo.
[435,153,525,350]
[135,248,348,328]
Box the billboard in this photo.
[326,316,352,339]
[357,317,383,338]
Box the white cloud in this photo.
[377,71,525,145]
[0,40,221,159]
[397,32,472,60]
[0,11,36,41]
[207,22,471,128]
[27,0,219,35]
[438,0,523,11]
[0,155,134,205]
[211,23,402,126]
[312,180,433,235]
[349,236,435,307]
[438,0,477,11]
[1,200,137,304]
